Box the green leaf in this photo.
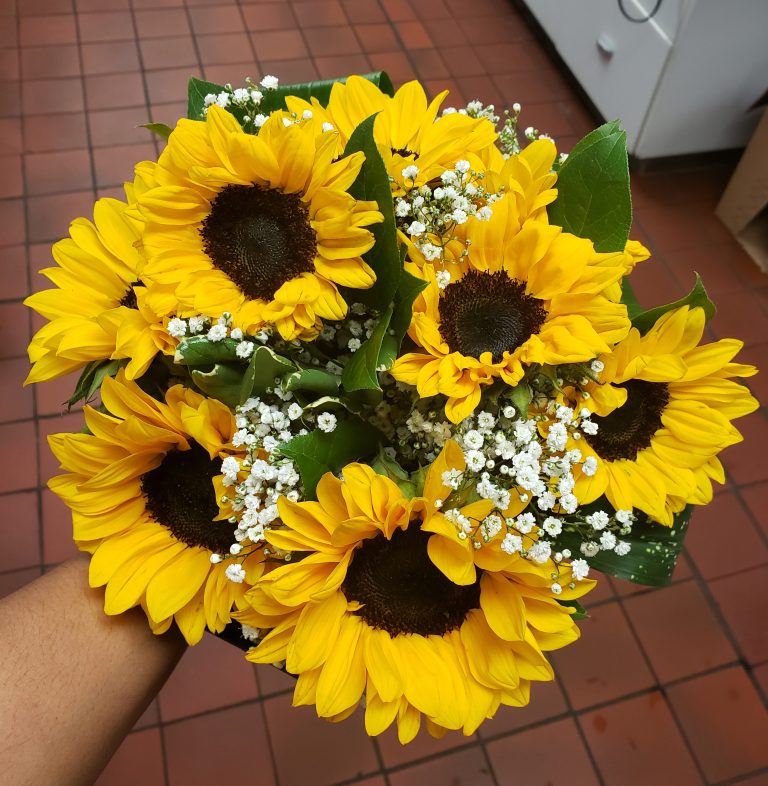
[390,266,427,342]
[341,304,394,392]
[187,78,230,121]
[259,72,395,114]
[558,506,693,587]
[620,277,643,320]
[630,274,716,335]
[140,122,172,141]
[283,368,341,396]
[278,418,383,499]
[370,449,417,498]
[557,599,589,620]
[343,115,402,311]
[548,120,632,253]
[240,346,295,404]
[507,383,533,418]
[191,363,243,409]
[67,359,126,407]
[186,73,394,124]
[174,336,240,366]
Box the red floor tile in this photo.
[413,0,452,19]
[132,698,160,731]
[303,25,361,58]
[26,190,95,243]
[710,565,768,665]
[164,702,276,786]
[354,23,400,54]
[390,746,494,786]
[580,692,702,786]
[88,106,154,148]
[24,148,92,195]
[188,5,243,35]
[685,491,767,580]
[78,11,134,43]
[0,117,22,154]
[314,53,371,80]
[158,634,259,722]
[0,154,23,198]
[0,419,38,493]
[0,245,28,300]
[253,662,296,696]
[140,36,198,70]
[395,20,432,50]
[623,581,736,684]
[708,288,768,349]
[293,0,347,28]
[264,696,379,785]
[486,718,600,786]
[19,0,73,16]
[22,77,84,115]
[19,14,77,46]
[196,32,253,66]
[377,722,470,769]
[0,566,43,600]
[0,300,30,359]
[722,413,768,486]
[477,679,568,739]
[85,72,146,111]
[92,142,155,188]
[134,8,191,38]
[740,481,768,539]
[410,48,449,81]
[258,57,318,84]
[241,3,296,33]
[20,44,80,79]
[551,602,655,710]
[341,0,386,24]
[0,489,39,572]
[367,51,414,86]
[667,666,768,783]
[250,28,307,62]
[81,40,141,76]
[0,358,34,424]
[24,112,88,152]
[94,728,165,786]
[0,199,25,246]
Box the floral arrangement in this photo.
[25,72,758,743]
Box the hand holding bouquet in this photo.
[25,72,758,743]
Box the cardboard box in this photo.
[716,108,768,272]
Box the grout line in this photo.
[612,595,711,784]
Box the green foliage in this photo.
[341,305,394,392]
[67,359,127,408]
[558,506,693,587]
[174,336,240,365]
[186,73,394,123]
[190,363,244,409]
[140,122,173,141]
[283,368,341,397]
[630,274,715,335]
[548,120,632,253]
[278,419,383,499]
[239,346,295,404]
[620,277,643,319]
[370,448,417,498]
[344,115,402,311]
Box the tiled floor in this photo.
[0,0,766,783]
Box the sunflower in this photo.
[241,441,593,742]
[47,372,263,644]
[285,76,498,193]
[567,306,758,525]
[134,105,382,342]
[390,198,631,423]
[24,196,173,384]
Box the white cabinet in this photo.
[522,0,768,159]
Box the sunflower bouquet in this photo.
[25,72,758,743]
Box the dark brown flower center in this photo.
[200,184,317,302]
[391,147,419,160]
[438,269,547,362]
[141,441,233,552]
[119,282,140,309]
[585,379,670,462]
[341,525,480,637]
